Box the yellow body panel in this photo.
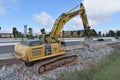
[14,44,29,60]
[14,43,65,62]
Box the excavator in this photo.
[14,3,92,74]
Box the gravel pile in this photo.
[0,44,113,80]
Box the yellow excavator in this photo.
[14,3,91,74]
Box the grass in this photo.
[93,55,120,80]
[52,51,120,80]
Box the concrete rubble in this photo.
[0,44,113,80]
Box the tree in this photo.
[13,27,24,38]
[109,30,115,37]
[62,30,64,37]
[13,27,17,38]
[102,33,105,37]
[98,31,101,37]
[116,30,120,36]
[91,29,97,36]
[28,27,33,37]
[77,30,81,36]
[105,32,109,37]
[71,31,74,37]
[17,32,24,38]
[41,28,46,34]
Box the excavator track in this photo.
[32,53,78,74]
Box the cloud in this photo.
[108,26,120,32]
[33,0,120,32]
[0,29,12,33]
[33,12,83,32]
[64,16,84,30]
[0,6,6,15]
[33,12,93,32]
[9,0,18,11]
[0,0,17,15]
[33,11,54,32]
[67,16,98,30]
[0,0,2,4]
[0,0,6,15]
[83,0,120,25]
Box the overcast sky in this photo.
[0,0,120,34]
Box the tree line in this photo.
[1,26,120,38]
[13,27,33,38]
[98,30,120,37]
[63,30,120,37]
[12,29,120,38]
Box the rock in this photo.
[0,43,114,80]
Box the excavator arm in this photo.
[49,3,90,43]
[14,3,93,74]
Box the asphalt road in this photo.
[0,41,82,54]
[0,39,115,54]
[0,45,14,54]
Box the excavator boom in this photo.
[14,3,93,74]
[50,3,90,43]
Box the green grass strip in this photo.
[54,51,120,80]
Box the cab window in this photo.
[45,35,50,43]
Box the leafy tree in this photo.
[13,27,17,38]
[105,32,109,37]
[62,30,64,37]
[71,31,74,37]
[28,27,33,37]
[109,30,115,37]
[98,31,101,37]
[91,29,97,36]
[17,32,24,38]
[102,33,105,37]
[41,28,46,34]
[116,30,120,36]
[77,30,81,36]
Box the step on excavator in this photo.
[14,3,93,74]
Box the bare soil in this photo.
[0,58,20,69]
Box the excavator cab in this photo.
[39,28,51,44]
[39,34,50,44]
[44,34,50,43]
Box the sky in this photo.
[0,0,120,34]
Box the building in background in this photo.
[63,31,71,37]
[0,33,14,38]
[24,25,27,37]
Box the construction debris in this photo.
[0,44,113,80]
